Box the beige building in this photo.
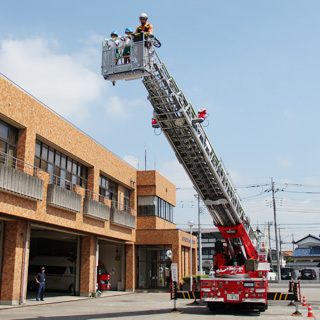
[0,73,197,305]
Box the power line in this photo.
[281,190,320,194]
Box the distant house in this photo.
[282,251,293,261]
[286,234,320,276]
[294,234,320,249]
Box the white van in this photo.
[28,256,76,292]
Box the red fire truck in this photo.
[97,260,111,291]
[201,226,269,311]
[101,33,269,311]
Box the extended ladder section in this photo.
[102,36,258,259]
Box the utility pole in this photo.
[278,228,282,268]
[292,233,295,252]
[267,221,273,267]
[271,178,281,282]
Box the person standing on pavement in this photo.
[35,267,46,301]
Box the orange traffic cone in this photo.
[307,304,314,318]
[302,296,307,307]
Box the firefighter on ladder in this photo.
[136,13,153,35]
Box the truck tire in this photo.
[208,302,215,311]
[257,303,267,312]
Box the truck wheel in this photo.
[258,304,267,312]
[208,302,217,311]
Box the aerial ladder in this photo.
[102,34,270,311]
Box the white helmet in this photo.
[139,13,148,20]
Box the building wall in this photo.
[0,220,30,305]
[0,75,142,302]
[136,228,197,287]
[137,216,176,230]
[0,75,137,242]
[0,74,191,303]
[0,77,137,192]
[137,170,176,206]
[80,235,97,296]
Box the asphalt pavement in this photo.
[0,282,318,320]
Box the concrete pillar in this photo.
[80,235,97,296]
[87,167,100,196]
[125,243,135,291]
[16,128,36,168]
[0,220,30,305]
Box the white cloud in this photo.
[277,156,293,168]
[0,37,105,122]
[158,159,193,190]
[104,96,147,118]
[123,154,139,169]
[104,96,127,117]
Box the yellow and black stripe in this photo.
[267,292,295,301]
[176,291,201,299]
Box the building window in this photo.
[124,187,130,211]
[34,140,88,189]
[202,248,214,257]
[0,120,18,164]
[138,196,156,216]
[138,196,174,222]
[99,175,118,206]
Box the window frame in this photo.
[138,196,174,222]
[34,140,88,189]
[0,120,18,158]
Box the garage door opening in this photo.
[98,240,125,291]
[27,226,79,299]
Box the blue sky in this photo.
[0,1,320,250]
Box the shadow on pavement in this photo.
[179,305,261,317]
[10,308,172,320]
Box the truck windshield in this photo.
[99,265,108,275]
